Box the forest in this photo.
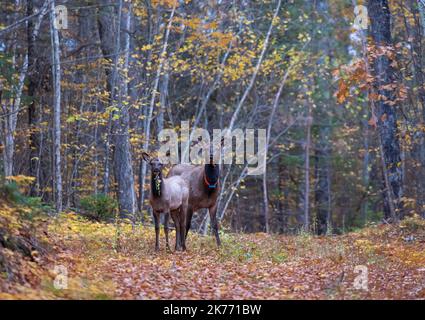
[1,0,425,300]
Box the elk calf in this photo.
[142,152,189,251]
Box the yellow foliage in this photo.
[5,175,36,186]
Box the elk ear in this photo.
[142,152,151,162]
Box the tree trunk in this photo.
[2,122,14,177]
[50,0,62,212]
[304,107,312,232]
[263,61,294,233]
[361,119,370,225]
[313,0,333,235]
[98,0,136,219]
[27,0,41,195]
[367,0,404,220]
[405,0,425,215]
[314,126,331,235]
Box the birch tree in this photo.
[50,0,62,212]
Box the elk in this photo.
[142,152,189,251]
[167,139,224,247]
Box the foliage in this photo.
[400,214,425,233]
[0,177,53,217]
[0,194,50,297]
[79,194,118,222]
[1,210,425,299]
[0,181,24,204]
[2,0,424,233]
[1,0,425,301]
[0,52,18,98]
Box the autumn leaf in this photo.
[368,113,378,128]
[336,79,349,104]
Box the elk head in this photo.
[203,137,224,192]
[142,152,164,197]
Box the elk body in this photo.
[142,152,189,251]
[167,153,222,247]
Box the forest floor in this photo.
[1,199,425,299]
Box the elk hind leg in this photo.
[209,205,221,247]
[185,207,193,238]
[180,205,188,251]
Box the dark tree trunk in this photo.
[27,0,40,196]
[368,0,404,220]
[98,0,136,219]
[314,129,331,235]
[313,0,332,235]
[406,0,425,216]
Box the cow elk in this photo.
[167,138,224,247]
[142,152,189,252]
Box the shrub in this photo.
[400,214,425,233]
[80,194,117,222]
[0,179,52,218]
[0,181,24,203]
[24,196,54,217]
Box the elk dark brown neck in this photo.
[204,163,219,194]
[151,172,163,198]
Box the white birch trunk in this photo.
[50,0,63,212]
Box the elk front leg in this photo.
[172,210,182,251]
[209,204,221,247]
[164,211,171,252]
[153,212,160,251]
